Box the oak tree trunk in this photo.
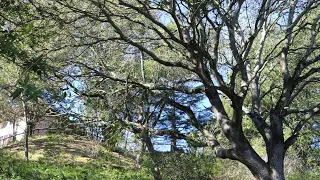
[143,133,162,180]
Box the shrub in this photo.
[142,152,215,180]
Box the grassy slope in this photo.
[0,134,318,180]
[0,134,152,180]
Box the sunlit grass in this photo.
[0,134,152,180]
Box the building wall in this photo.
[0,116,57,147]
[32,116,56,135]
[0,118,26,147]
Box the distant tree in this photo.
[0,1,68,162]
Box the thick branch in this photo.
[284,105,320,150]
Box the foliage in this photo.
[212,158,253,180]
[0,153,151,180]
[0,135,152,180]
[287,169,320,180]
[0,0,320,179]
[146,152,215,180]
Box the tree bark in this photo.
[22,101,29,162]
[142,131,162,180]
[240,148,285,180]
[170,97,177,152]
[135,140,145,170]
[12,116,16,142]
[269,145,285,180]
[25,126,29,162]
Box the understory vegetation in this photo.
[0,135,151,180]
[0,134,318,180]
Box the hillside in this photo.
[0,135,152,180]
[0,135,319,180]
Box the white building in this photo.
[0,115,59,148]
[0,118,27,147]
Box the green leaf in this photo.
[25,23,34,34]
[24,84,42,102]
[18,74,30,87]
[23,74,30,86]
[25,84,37,95]
[62,92,67,99]
[87,98,92,104]
[10,87,24,99]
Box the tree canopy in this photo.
[0,0,319,180]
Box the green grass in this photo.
[287,170,320,180]
[2,134,317,180]
[0,134,152,180]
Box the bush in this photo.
[0,153,151,180]
[0,144,151,180]
[287,169,320,180]
[142,152,215,180]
